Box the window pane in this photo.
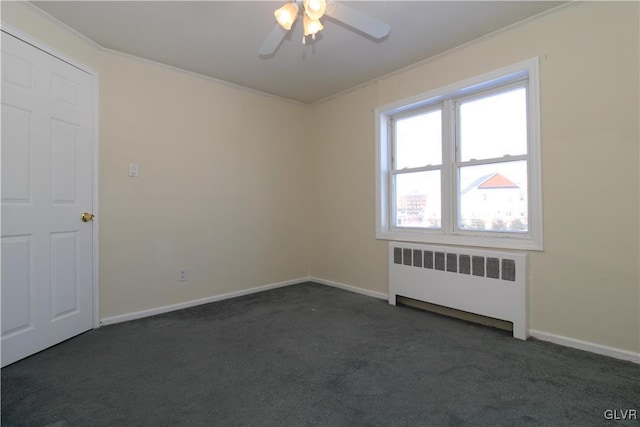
[395,109,442,169]
[459,87,527,162]
[395,171,441,228]
[458,161,527,232]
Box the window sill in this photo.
[376,229,543,251]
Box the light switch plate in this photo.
[129,163,139,177]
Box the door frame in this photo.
[1,24,100,328]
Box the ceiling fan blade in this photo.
[326,2,390,39]
[259,24,288,56]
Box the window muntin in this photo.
[376,59,542,250]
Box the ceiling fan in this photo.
[259,0,391,56]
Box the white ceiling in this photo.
[32,1,565,104]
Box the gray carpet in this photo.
[2,282,638,426]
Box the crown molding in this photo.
[19,1,307,106]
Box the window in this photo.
[375,59,542,250]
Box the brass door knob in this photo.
[81,212,95,222]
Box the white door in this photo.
[1,30,96,367]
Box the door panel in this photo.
[1,106,32,202]
[50,231,80,320]
[50,119,79,204]
[1,235,33,336]
[1,31,96,367]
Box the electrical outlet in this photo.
[178,269,187,282]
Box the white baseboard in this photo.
[313,278,640,365]
[529,329,640,364]
[99,277,307,326]
[100,276,387,327]
[310,277,389,300]
[98,276,638,366]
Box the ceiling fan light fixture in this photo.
[303,0,326,20]
[261,1,390,56]
[303,14,324,37]
[274,2,299,30]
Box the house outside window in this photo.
[375,59,543,251]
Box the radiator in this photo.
[388,242,528,340]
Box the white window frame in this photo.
[375,58,543,251]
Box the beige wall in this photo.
[98,54,310,317]
[309,1,640,353]
[2,2,639,353]
[2,2,310,319]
